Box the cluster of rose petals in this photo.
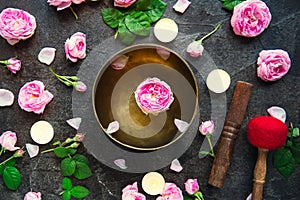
[18,80,54,114]
[257,49,291,81]
[0,8,37,45]
[184,179,199,195]
[7,58,21,73]
[231,0,272,37]
[157,183,183,200]
[135,77,174,115]
[199,120,215,135]
[173,0,191,14]
[114,0,137,8]
[122,182,145,200]
[65,32,86,62]
[186,41,204,57]
[0,131,20,151]
[24,191,42,200]
[48,0,86,11]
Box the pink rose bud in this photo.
[14,149,25,158]
[184,179,199,195]
[157,183,183,200]
[199,120,215,135]
[257,49,291,81]
[114,0,137,8]
[69,142,80,148]
[187,41,204,57]
[231,0,271,37]
[0,131,20,151]
[74,133,84,142]
[74,81,87,92]
[7,58,21,74]
[18,80,54,114]
[47,0,72,11]
[24,191,42,200]
[65,32,86,62]
[0,8,37,45]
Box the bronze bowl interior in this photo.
[93,44,198,151]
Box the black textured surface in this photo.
[0,0,300,199]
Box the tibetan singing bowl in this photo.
[93,44,198,150]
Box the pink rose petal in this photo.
[173,0,191,13]
[170,159,183,172]
[38,47,56,65]
[0,89,14,107]
[25,143,39,158]
[111,55,129,70]
[156,48,170,60]
[106,121,119,134]
[66,117,82,130]
[114,158,127,169]
[267,106,286,123]
[174,119,189,133]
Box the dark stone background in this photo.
[0,0,299,199]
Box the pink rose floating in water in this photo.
[135,77,174,115]
[114,0,137,8]
[257,49,291,81]
[65,32,86,62]
[0,8,37,45]
[18,80,54,114]
[231,0,271,37]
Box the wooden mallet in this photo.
[247,116,288,200]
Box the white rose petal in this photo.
[114,158,127,169]
[174,119,189,133]
[38,47,56,65]
[66,117,82,130]
[106,121,119,134]
[25,143,39,158]
[0,89,14,107]
[173,0,191,13]
[170,159,183,172]
[246,193,252,200]
[267,106,286,123]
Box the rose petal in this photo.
[106,121,119,134]
[38,47,56,65]
[246,193,252,200]
[156,48,170,60]
[0,89,14,107]
[114,158,127,169]
[170,159,183,172]
[173,0,191,13]
[111,55,129,70]
[25,143,39,158]
[267,106,286,123]
[66,117,82,130]
[174,119,189,133]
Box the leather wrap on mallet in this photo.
[208,81,253,188]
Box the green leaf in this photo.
[3,166,22,190]
[144,0,167,23]
[124,11,151,36]
[74,161,92,180]
[73,154,89,165]
[54,147,77,158]
[62,191,71,200]
[133,0,151,11]
[61,158,76,177]
[292,128,300,137]
[118,20,136,45]
[71,186,90,198]
[101,8,124,29]
[273,148,296,179]
[291,140,300,163]
[184,196,193,200]
[62,177,73,190]
[4,158,16,167]
[222,0,244,11]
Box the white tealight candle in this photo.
[154,18,178,43]
[30,120,54,144]
[142,172,165,196]
[206,69,231,93]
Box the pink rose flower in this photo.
[135,77,174,115]
[18,80,54,114]
[231,0,271,37]
[186,41,204,57]
[199,120,215,135]
[122,182,146,200]
[157,183,183,200]
[24,191,42,200]
[0,131,20,151]
[48,0,72,11]
[114,0,137,8]
[65,32,86,62]
[184,179,199,195]
[0,8,37,45]
[7,58,21,74]
[257,49,291,81]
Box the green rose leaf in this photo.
[0,158,17,174]
[124,11,151,36]
[73,154,89,165]
[183,196,193,200]
[144,0,167,23]
[62,177,73,190]
[222,0,245,11]
[273,147,296,179]
[74,161,92,180]
[61,158,76,176]
[62,191,71,200]
[3,166,21,190]
[101,8,124,29]
[291,140,300,163]
[54,147,77,158]
[118,20,136,45]
[133,0,151,11]
[71,186,90,198]
[292,128,300,137]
